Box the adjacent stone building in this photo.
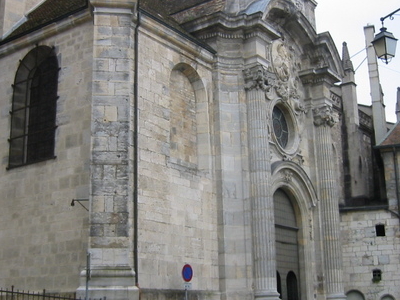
[0,1,398,300]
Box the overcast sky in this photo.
[315,1,400,123]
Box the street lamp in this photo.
[372,8,399,64]
[372,27,397,64]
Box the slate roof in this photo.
[243,0,270,14]
[1,0,215,53]
[140,0,216,53]
[1,0,88,44]
[161,0,212,14]
[140,0,189,33]
[379,122,400,147]
[166,0,225,24]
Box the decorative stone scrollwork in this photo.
[296,152,304,166]
[283,155,292,162]
[270,41,306,111]
[313,105,338,127]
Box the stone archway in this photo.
[168,63,211,171]
[271,161,318,300]
[274,188,300,300]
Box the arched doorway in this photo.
[381,295,395,300]
[274,189,300,300]
[277,271,282,299]
[287,271,299,300]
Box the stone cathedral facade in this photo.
[0,1,399,300]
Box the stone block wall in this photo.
[0,21,93,292]
[341,210,400,300]
[137,18,219,295]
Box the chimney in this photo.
[364,25,387,144]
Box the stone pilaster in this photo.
[77,1,139,300]
[244,65,279,300]
[313,105,346,300]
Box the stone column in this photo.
[313,105,346,300]
[77,1,139,300]
[244,65,279,300]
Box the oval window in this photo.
[272,106,289,148]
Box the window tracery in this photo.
[8,45,59,169]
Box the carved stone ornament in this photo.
[283,155,292,162]
[272,42,291,83]
[296,152,304,166]
[270,41,306,111]
[313,105,338,127]
[243,42,306,118]
[309,217,314,240]
[244,65,270,91]
[294,0,304,13]
[282,169,293,183]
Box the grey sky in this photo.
[315,1,400,123]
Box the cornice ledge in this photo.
[0,10,91,58]
[182,11,280,40]
[298,67,340,85]
[90,0,137,10]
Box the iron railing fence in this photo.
[0,286,104,300]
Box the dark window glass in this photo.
[372,269,382,282]
[8,46,58,169]
[273,106,289,148]
[375,224,386,237]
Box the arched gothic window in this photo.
[8,45,59,169]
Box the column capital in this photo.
[313,105,337,127]
[243,65,271,91]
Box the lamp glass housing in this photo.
[372,27,398,63]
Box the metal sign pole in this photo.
[184,286,188,300]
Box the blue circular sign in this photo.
[182,264,193,282]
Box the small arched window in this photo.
[8,45,59,169]
[372,269,382,282]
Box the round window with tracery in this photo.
[272,106,289,148]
